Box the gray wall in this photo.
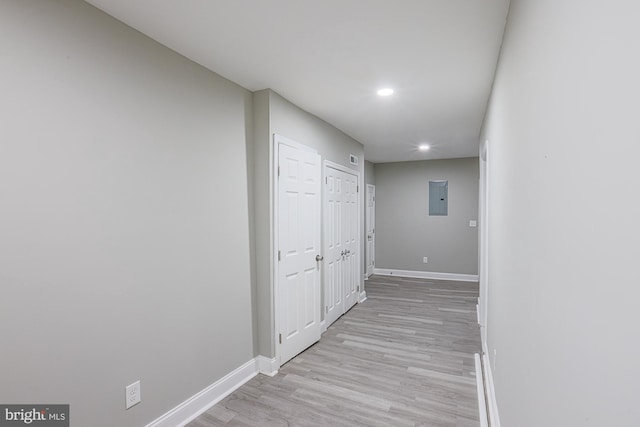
[251,90,271,357]
[252,90,365,357]
[0,1,254,426]
[364,160,376,186]
[482,0,640,425]
[374,158,479,275]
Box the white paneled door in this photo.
[366,184,375,278]
[277,140,322,365]
[324,164,359,329]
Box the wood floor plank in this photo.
[188,275,482,426]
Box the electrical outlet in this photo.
[422,257,428,264]
[125,380,141,409]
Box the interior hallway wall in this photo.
[252,90,365,358]
[0,1,255,426]
[364,160,376,187]
[482,0,640,425]
[374,158,479,275]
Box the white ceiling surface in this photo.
[85,0,509,163]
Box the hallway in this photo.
[189,275,481,427]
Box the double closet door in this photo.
[324,165,358,328]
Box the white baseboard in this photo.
[474,354,489,427]
[373,268,479,282]
[480,333,500,427]
[482,338,489,370]
[358,290,367,303]
[146,356,275,427]
[256,355,279,377]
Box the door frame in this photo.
[322,160,361,332]
[272,134,320,365]
[365,184,376,279]
[478,139,489,352]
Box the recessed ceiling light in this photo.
[418,144,430,151]
[377,88,394,97]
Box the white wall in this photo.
[0,1,254,426]
[482,0,640,425]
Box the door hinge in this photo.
[279,333,282,344]
[278,166,280,177]
[278,250,281,261]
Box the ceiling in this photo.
[84,0,509,163]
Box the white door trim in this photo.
[272,134,319,366]
[365,184,376,279]
[323,160,358,176]
[322,160,361,331]
[478,139,489,346]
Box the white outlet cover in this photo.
[423,257,428,263]
[125,380,141,409]
[469,220,477,227]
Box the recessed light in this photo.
[377,88,394,97]
[418,144,430,151]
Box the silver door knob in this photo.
[316,255,324,262]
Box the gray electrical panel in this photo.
[429,180,448,216]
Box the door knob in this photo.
[316,255,324,262]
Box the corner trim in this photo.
[373,268,479,282]
[358,291,367,303]
[146,358,259,427]
[256,355,279,377]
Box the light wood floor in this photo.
[189,275,482,427]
